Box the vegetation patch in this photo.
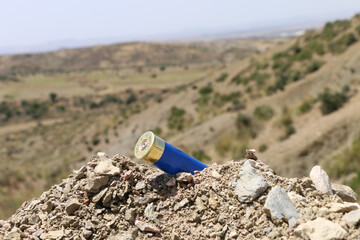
[167,106,187,131]
[253,105,275,121]
[318,88,348,115]
[215,73,228,82]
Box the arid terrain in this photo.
[1,14,360,219]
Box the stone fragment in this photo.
[170,231,180,240]
[332,183,357,202]
[94,159,120,175]
[92,188,108,203]
[176,172,193,183]
[211,170,221,179]
[327,202,359,213]
[82,229,92,239]
[102,191,112,206]
[208,197,218,210]
[144,203,156,220]
[264,186,299,227]
[135,181,146,190]
[195,197,207,212]
[125,209,136,222]
[122,170,133,180]
[229,230,238,238]
[295,218,347,240]
[40,230,64,240]
[134,220,160,233]
[234,160,269,203]
[84,175,109,193]
[342,209,360,226]
[165,177,176,187]
[174,198,189,211]
[65,198,81,215]
[309,166,333,195]
[41,201,53,213]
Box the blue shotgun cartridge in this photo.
[134,131,208,175]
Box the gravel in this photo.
[0,152,359,239]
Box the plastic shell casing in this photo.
[134,131,207,175]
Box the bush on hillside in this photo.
[318,88,348,115]
[253,105,275,121]
[298,99,314,114]
[0,102,12,121]
[215,73,228,82]
[167,106,186,130]
[199,85,213,95]
[235,113,252,130]
[21,100,48,119]
[307,60,324,73]
[49,92,57,103]
[329,33,357,54]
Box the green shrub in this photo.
[56,105,66,112]
[236,113,252,130]
[318,89,348,115]
[232,75,243,85]
[298,99,314,114]
[167,107,186,130]
[126,92,137,105]
[22,101,48,119]
[100,95,123,105]
[199,86,213,95]
[92,138,100,146]
[356,25,360,36]
[279,108,296,140]
[307,60,324,73]
[253,105,275,121]
[259,144,267,152]
[329,33,357,54]
[215,73,228,82]
[49,92,57,103]
[153,127,162,136]
[308,40,325,55]
[0,102,12,121]
[192,149,211,162]
[160,65,166,71]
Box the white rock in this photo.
[342,209,360,226]
[264,186,300,228]
[234,160,269,203]
[327,202,359,213]
[134,220,160,233]
[295,218,347,240]
[309,166,333,195]
[332,183,357,202]
[211,170,222,180]
[94,159,120,176]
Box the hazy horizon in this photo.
[1,0,359,55]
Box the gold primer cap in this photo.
[134,131,165,164]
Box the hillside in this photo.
[1,14,360,219]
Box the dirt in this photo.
[0,152,359,239]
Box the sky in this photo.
[0,0,359,54]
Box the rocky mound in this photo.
[0,152,359,240]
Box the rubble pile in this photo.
[0,152,359,240]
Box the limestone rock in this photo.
[264,186,299,227]
[176,172,193,183]
[234,160,269,203]
[84,175,109,193]
[332,183,357,202]
[144,203,156,221]
[174,198,189,211]
[134,220,160,233]
[65,198,80,215]
[327,202,359,213]
[94,159,120,176]
[295,218,347,240]
[342,209,360,226]
[309,166,333,195]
